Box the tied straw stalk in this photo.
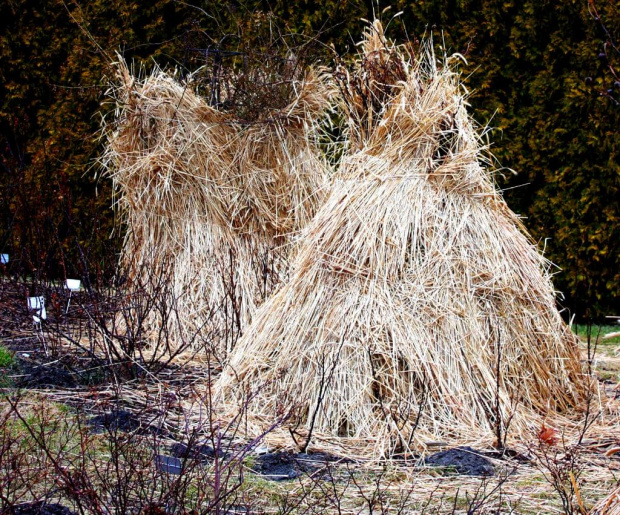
[216,21,587,458]
[100,57,334,355]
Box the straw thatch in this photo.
[216,21,586,457]
[101,57,334,354]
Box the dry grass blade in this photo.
[99,56,335,355]
[591,484,620,515]
[217,21,587,458]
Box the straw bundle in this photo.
[216,22,586,457]
[101,58,334,354]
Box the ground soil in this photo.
[251,452,346,481]
[424,446,495,476]
[13,503,76,515]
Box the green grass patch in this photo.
[573,324,620,340]
[0,344,14,368]
[572,324,620,350]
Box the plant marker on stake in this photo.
[65,279,81,313]
[28,296,46,323]
[28,295,48,355]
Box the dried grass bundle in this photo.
[216,21,586,457]
[100,57,334,354]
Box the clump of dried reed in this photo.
[216,21,587,457]
[100,56,334,355]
